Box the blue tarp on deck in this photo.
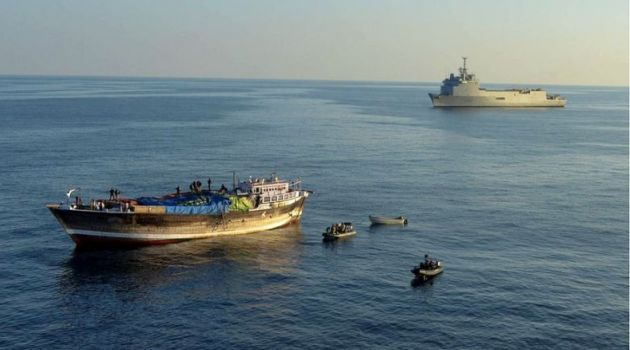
[136,193,231,215]
[165,203,230,215]
[136,196,180,206]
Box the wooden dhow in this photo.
[48,175,310,247]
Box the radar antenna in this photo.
[460,56,468,81]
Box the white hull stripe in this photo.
[66,216,296,241]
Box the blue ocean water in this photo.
[0,76,627,349]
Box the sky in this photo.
[0,0,628,86]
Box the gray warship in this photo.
[429,58,566,107]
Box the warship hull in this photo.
[47,197,307,247]
[429,93,566,107]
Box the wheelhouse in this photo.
[237,175,303,204]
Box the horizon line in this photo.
[0,72,627,88]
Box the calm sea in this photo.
[0,76,627,349]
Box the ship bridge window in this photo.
[496,97,505,100]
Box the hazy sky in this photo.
[1,0,628,85]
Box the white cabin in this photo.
[237,175,303,205]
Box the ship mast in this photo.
[460,56,468,81]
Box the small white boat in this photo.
[412,266,444,281]
[322,222,356,241]
[369,215,407,225]
[411,255,444,281]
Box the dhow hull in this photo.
[48,197,307,247]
